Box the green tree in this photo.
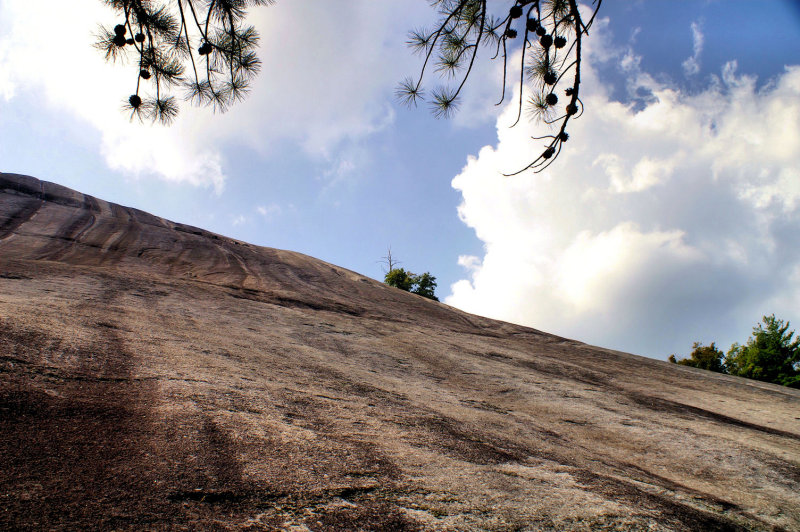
[384,268,439,302]
[668,342,725,373]
[385,268,414,292]
[412,272,439,302]
[725,315,800,388]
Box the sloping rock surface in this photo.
[1,172,799,531]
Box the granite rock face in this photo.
[1,172,799,531]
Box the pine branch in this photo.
[97,0,271,124]
[401,0,603,174]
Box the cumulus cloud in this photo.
[446,20,800,358]
[0,0,430,189]
[682,21,704,76]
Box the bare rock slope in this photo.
[1,172,798,531]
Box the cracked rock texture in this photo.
[1,172,799,531]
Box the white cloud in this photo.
[447,22,800,358]
[232,214,247,227]
[593,154,676,194]
[230,1,420,157]
[0,0,228,191]
[256,203,281,219]
[457,255,482,272]
[0,0,432,189]
[682,21,704,76]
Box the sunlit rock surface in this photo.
[1,172,798,530]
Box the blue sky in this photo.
[1,1,799,359]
